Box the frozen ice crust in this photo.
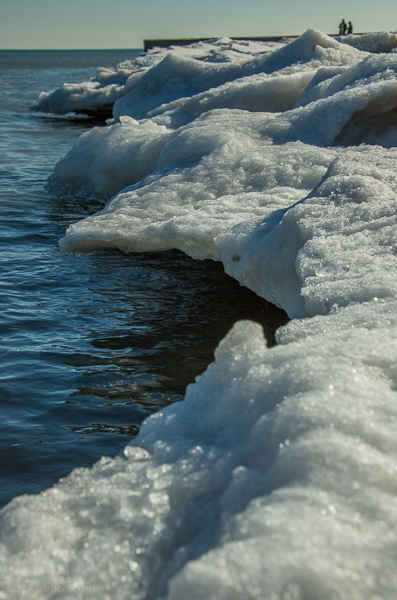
[3,29,397,600]
[1,317,397,599]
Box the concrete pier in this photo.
[144,36,297,52]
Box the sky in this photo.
[1,0,397,49]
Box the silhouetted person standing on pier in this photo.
[338,19,347,35]
[347,21,353,34]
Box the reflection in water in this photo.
[68,423,140,436]
[61,249,288,436]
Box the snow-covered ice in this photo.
[3,28,397,600]
[31,37,286,117]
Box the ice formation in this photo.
[31,37,286,117]
[3,28,397,600]
[337,30,397,53]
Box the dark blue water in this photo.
[0,50,288,508]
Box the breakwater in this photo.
[143,33,373,51]
[144,36,296,51]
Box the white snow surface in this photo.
[31,37,286,116]
[3,29,397,600]
[337,30,397,53]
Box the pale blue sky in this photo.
[1,0,397,49]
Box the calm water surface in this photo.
[0,50,288,507]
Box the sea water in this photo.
[0,50,287,508]
[2,32,397,599]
